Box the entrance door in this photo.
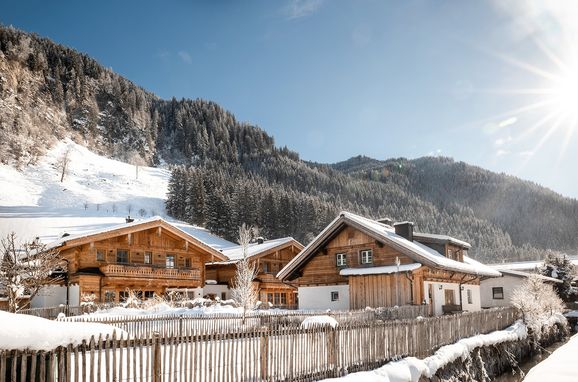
[444,289,455,305]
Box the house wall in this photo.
[298,285,349,310]
[480,276,522,308]
[423,281,482,315]
[203,284,230,300]
[297,226,415,286]
[348,274,413,309]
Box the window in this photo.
[184,258,192,269]
[144,291,155,299]
[263,262,272,274]
[274,293,281,305]
[96,249,105,261]
[280,293,287,305]
[221,292,227,300]
[166,254,175,268]
[467,289,472,304]
[104,290,116,303]
[360,249,373,265]
[492,287,504,300]
[119,291,129,302]
[116,249,129,264]
[336,253,347,267]
[267,293,273,303]
[331,291,339,301]
[144,252,152,265]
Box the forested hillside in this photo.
[1,24,576,263]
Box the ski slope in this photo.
[0,140,234,249]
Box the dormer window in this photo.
[360,249,373,265]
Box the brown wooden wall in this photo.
[349,274,413,309]
[297,226,415,286]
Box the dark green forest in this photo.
[1,24,577,263]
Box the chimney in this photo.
[394,221,414,241]
[126,215,134,223]
[256,236,264,245]
[377,217,393,226]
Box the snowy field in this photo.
[0,140,233,248]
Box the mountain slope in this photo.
[1,25,577,262]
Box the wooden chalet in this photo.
[205,237,304,308]
[46,217,227,304]
[277,212,501,315]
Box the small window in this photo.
[492,287,504,300]
[166,254,175,269]
[184,258,192,269]
[336,253,347,267]
[221,292,227,300]
[280,293,287,305]
[144,252,152,264]
[119,290,129,302]
[96,249,105,261]
[360,249,373,265]
[263,262,272,274]
[104,290,116,303]
[144,291,155,299]
[116,249,129,264]
[267,293,273,303]
[467,289,472,304]
[331,291,339,301]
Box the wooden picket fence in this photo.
[1,307,517,381]
[56,305,430,337]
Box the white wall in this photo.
[31,284,80,307]
[423,281,481,315]
[203,284,231,300]
[298,285,350,310]
[480,276,523,308]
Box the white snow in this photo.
[0,139,234,250]
[0,310,126,351]
[300,315,339,329]
[322,320,527,382]
[84,301,242,318]
[340,263,422,276]
[217,237,297,263]
[524,333,578,382]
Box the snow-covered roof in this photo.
[498,269,563,283]
[43,216,229,260]
[489,258,578,272]
[278,211,501,280]
[212,237,303,265]
[413,232,471,249]
[340,263,422,276]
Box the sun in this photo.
[549,69,578,119]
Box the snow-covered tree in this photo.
[540,251,576,300]
[230,224,258,322]
[0,232,65,312]
[511,274,565,339]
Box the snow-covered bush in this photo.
[80,292,97,313]
[540,251,576,300]
[511,274,566,340]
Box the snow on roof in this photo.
[213,237,300,264]
[489,258,578,272]
[278,211,501,280]
[42,216,233,256]
[0,310,126,351]
[498,269,563,283]
[413,232,471,249]
[340,263,422,276]
[524,332,578,382]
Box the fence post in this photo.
[152,332,161,382]
[259,326,269,379]
[327,326,337,376]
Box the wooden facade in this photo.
[206,239,303,308]
[55,219,227,304]
[278,212,494,312]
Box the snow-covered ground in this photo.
[524,332,578,382]
[0,310,125,350]
[0,140,233,249]
[321,321,528,382]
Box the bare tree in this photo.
[231,224,258,322]
[138,208,147,217]
[56,146,72,182]
[0,232,66,312]
[127,150,147,180]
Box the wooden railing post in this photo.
[259,326,269,379]
[152,332,161,382]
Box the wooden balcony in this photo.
[100,263,201,280]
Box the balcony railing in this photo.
[100,263,201,280]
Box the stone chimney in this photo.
[256,237,264,245]
[393,221,414,241]
[126,215,134,223]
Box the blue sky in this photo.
[3,1,578,198]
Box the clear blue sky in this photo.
[3,1,578,198]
